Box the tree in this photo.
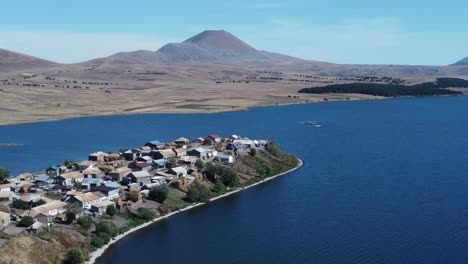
[65,211,76,224]
[106,205,117,218]
[95,221,118,237]
[17,216,34,227]
[148,185,169,203]
[220,168,239,187]
[78,216,93,230]
[12,200,29,210]
[166,157,177,168]
[186,183,212,203]
[249,148,257,156]
[63,248,85,264]
[0,167,9,181]
[137,208,154,221]
[265,141,282,157]
[195,159,204,170]
[213,180,227,194]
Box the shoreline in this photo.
[86,157,304,264]
[0,93,463,127]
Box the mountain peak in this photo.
[183,30,257,53]
[451,57,468,66]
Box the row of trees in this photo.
[298,82,463,97]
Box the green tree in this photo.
[148,185,169,203]
[166,157,177,168]
[63,248,85,264]
[17,216,34,227]
[65,211,76,224]
[249,148,257,156]
[0,167,9,181]
[95,221,118,237]
[186,183,212,203]
[106,205,117,218]
[12,200,29,210]
[137,208,154,221]
[221,168,240,187]
[77,216,93,230]
[265,141,282,157]
[195,159,204,170]
[213,180,227,195]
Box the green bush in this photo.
[106,205,117,217]
[265,141,282,157]
[17,216,34,227]
[63,248,85,264]
[213,180,227,195]
[12,200,30,210]
[95,221,118,238]
[137,208,154,221]
[148,185,169,203]
[0,167,9,181]
[78,216,93,230]
[186,183,212,203]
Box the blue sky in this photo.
[0,0,466,65]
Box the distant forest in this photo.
[298,78,467,97]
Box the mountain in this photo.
[451,57,468,66]
[110,30,325,65]
[0,48,58,72]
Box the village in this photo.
[0,134,293,242]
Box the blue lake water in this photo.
[2,96,468,263]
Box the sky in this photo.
[0,0,467,65]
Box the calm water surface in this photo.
[1,96,468,264]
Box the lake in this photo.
[2,96,468,263]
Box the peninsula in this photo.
[0,134,302,264]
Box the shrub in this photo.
[249,148,257,156]
[12,200,29,210]
[17,216,34,227]
[106,205,117,217]
[95,221,118,238]
[78,216,93,230]
[0,167,9,181]
[63,248,85,264]
[137,208,154,221]
[265,141,282,157]
[148,185,169,203]
[186,183,212,203]
[213,180,227,195]
[195,159,204,170]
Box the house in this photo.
[92,185,119,201]
[123,149,139,161]
[26,221,44,235]
[137,156,153,163]
[68,192,101,209]
[34,174,53,184]
[82,167,104,178]
[151,176,167,185]
[173,148,187,157]
[152,149,176,160]
[152,159,168,169]
[45,165,60,177]
[203,138,215,146]
[88,151,109,162]
[192,137,204,144]
[133,162,152,172]
[179,156,198,166]
[145,140,165,149]
[217,154,234,164]
[0,211,10,230]
[207,134,222,143]
[0,192,15,204]
[174,137,189,147]
[0,182,11,192]
[187,147,210,160]
[77,160,96,171]
[55,171,84,186]
[90,201,116,215]
[18,173,34,181]
[108,167,131,182]
[233,139,255,150]
[168,167,188,178]
[29,201,66,223]
[126,171,152,185]
[81,178,103,190]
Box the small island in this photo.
[298,77,468,97]
[0,134,302,264]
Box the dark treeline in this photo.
[298,78,467,97]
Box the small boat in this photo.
[314,125,321,128]
[304,121,317,125]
